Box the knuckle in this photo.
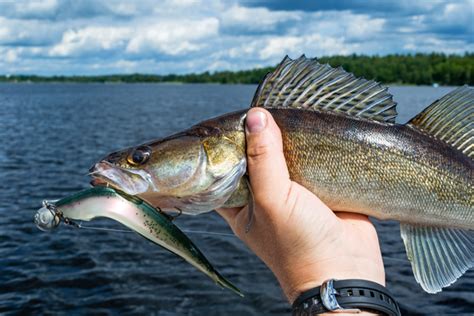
[284,182,297,210]
[247,142,271,163]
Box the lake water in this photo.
[0,83,472,315]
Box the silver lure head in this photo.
[34,201,61,232]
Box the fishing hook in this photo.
[152,205,179,221]
[166,207,183,221]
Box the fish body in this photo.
[90,56,473,294]
[34,186,243,296]
[203,108,472,229]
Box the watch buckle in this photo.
[320,279,361,313]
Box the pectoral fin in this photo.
[400,223,474,293]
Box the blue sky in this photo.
[0,0,472,75]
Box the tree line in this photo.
[1,53,472,85]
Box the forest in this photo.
[1,53,473,86]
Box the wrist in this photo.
[275,259,385,303]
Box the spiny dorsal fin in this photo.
[408,86,474,158]
[250,55,398,123]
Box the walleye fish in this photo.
[90,56,473,294]
[34,186,243,296]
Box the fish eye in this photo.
[127,146,151,166]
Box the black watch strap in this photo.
[292,279,401,316]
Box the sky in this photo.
[0,0,473,75]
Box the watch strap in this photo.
[292,279,401,316]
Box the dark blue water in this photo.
[0,84,472,315]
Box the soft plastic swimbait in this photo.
[34,186,242,296]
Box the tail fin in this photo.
[408,85,473,158]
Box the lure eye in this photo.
[127,146,151,166]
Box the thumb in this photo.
[245,108,291,211]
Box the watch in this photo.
[292,279,401,316]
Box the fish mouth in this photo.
[89,161,153,195]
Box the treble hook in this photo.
[172,207,183,219]
[153,205,181,221]
[63,217,81,228]
[164,207,183,221]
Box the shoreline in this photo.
[0,81,455,87]
[1,53,472,86]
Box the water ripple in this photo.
[1,83,471,315]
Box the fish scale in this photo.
[264,108,473,227]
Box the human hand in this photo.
[216,108,385,304]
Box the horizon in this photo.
[1,52,472,77]
[0,0,473,76]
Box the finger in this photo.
[216,207,252,238]
[245,108,291,210]
[215,207,240,227]
[336,212,377,234]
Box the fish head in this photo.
[90,122,247,213]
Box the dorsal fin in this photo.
[408,86,473,158]
[250,55,398,123]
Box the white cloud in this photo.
[442,2,471,22]
[113,59,138,70]
[126,18,219,55]
[0,0,471,75]
[403,36,473,54]
[344,15,385,40]
[258,34,356,60]
[164,0,202,7]
[22,0,58,14]
[301,11,386,42]
[5,49,17,63]
[259,36,302,59]
[105,2,140,17]
[49,26,130,56]
[0,0,59,19]
[0,17,61,45]
[436,1,473,31]
[221,5,300,31]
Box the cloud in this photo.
[242,0,448,16]
[126,18,219,56]
[260,34,355,59]
[0,17,62,46]
[0,0,59,19]
[0,0,153,20]
[221,5,300,33]
[0,0,472,75]
[428,2,474,37]
[49,26,130,57]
